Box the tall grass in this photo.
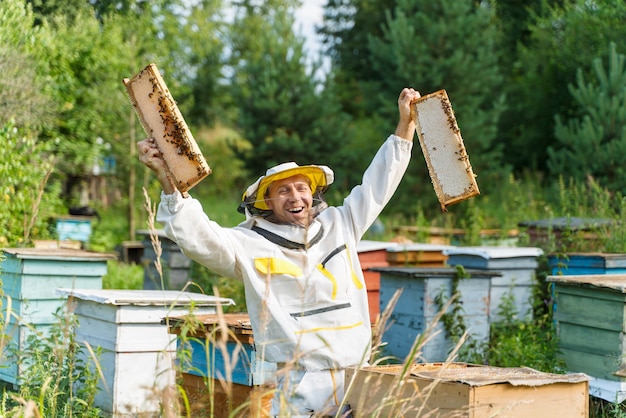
[3,173,626,416]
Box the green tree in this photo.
[319,0,396,117]
[179,0,230,125]
[548,43,626,194]
[501,0,626,174]
[0,0,54,129]
[228,0,350,179]
[0,122,64,246]
[364,0,505,212]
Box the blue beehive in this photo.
[175,313,276,386]
[0,248,113,386]
[55,216,93,242]
[375,267,497,363]
[548,253,626,276]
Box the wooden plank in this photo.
[557,322,621,356]
[559,347,626,382]
[3,275,102,299]
[414,89,479,210]
[471,381,588,418]
[124,63,211,193]
[180,373,272,418]
[553,289,624,331]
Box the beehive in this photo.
[444,246,544,321]
[548,252,626,276]
[375,267,496,362]
[415,90,479,210]
[385,243,453,267]
[124,63,211,193]
[0,248,112,386]
[345,362,589,417]
[357,240,399,323]
[57,288,235,417]
[547,274,626,402]
[168,313,275,418]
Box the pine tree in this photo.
[227,0,350,178]
[548,43,626,194]
[503,0,626,174]
[364,0,505,211]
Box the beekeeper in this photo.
[137,87,420,417]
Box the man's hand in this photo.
[395,87,421,142]
[137,137,176,194]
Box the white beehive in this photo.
[56,288,235,417]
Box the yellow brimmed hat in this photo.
[241,162,334,212]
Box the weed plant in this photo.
[0,307,101,417]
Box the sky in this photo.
[294,0,329,76]
[294,0,325,56]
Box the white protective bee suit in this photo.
[156,134,413,415]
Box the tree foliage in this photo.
[227,0,350,179]
[548,43,626,193]
[338,0,505,212]
[0,122,64,246]
[501,0,626,174]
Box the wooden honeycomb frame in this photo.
[414,89,479,211]
[124,63,211,193]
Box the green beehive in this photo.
[548,274,626,380]
[0,248,113,386]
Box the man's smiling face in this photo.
[265,174,313,227]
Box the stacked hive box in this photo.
[547,274,626,402]
[357,240,398,324]
[375,267,497,362]
[57,288,235,417]
[168,313,275,418]
[138,229,192,290]
[0,248,113,386]
[548,252,626,275]
[444,246,543,321]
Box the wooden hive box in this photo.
[137,229,192,290]
[167,313,275,418]
[548,252,626,276]
[385,243,454,267]
[0,248,113,387]
[374,267,497,363]
[56,289,235,417]
[444,246,544,321]
[345,362,589,417]
[547,274,626,402]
